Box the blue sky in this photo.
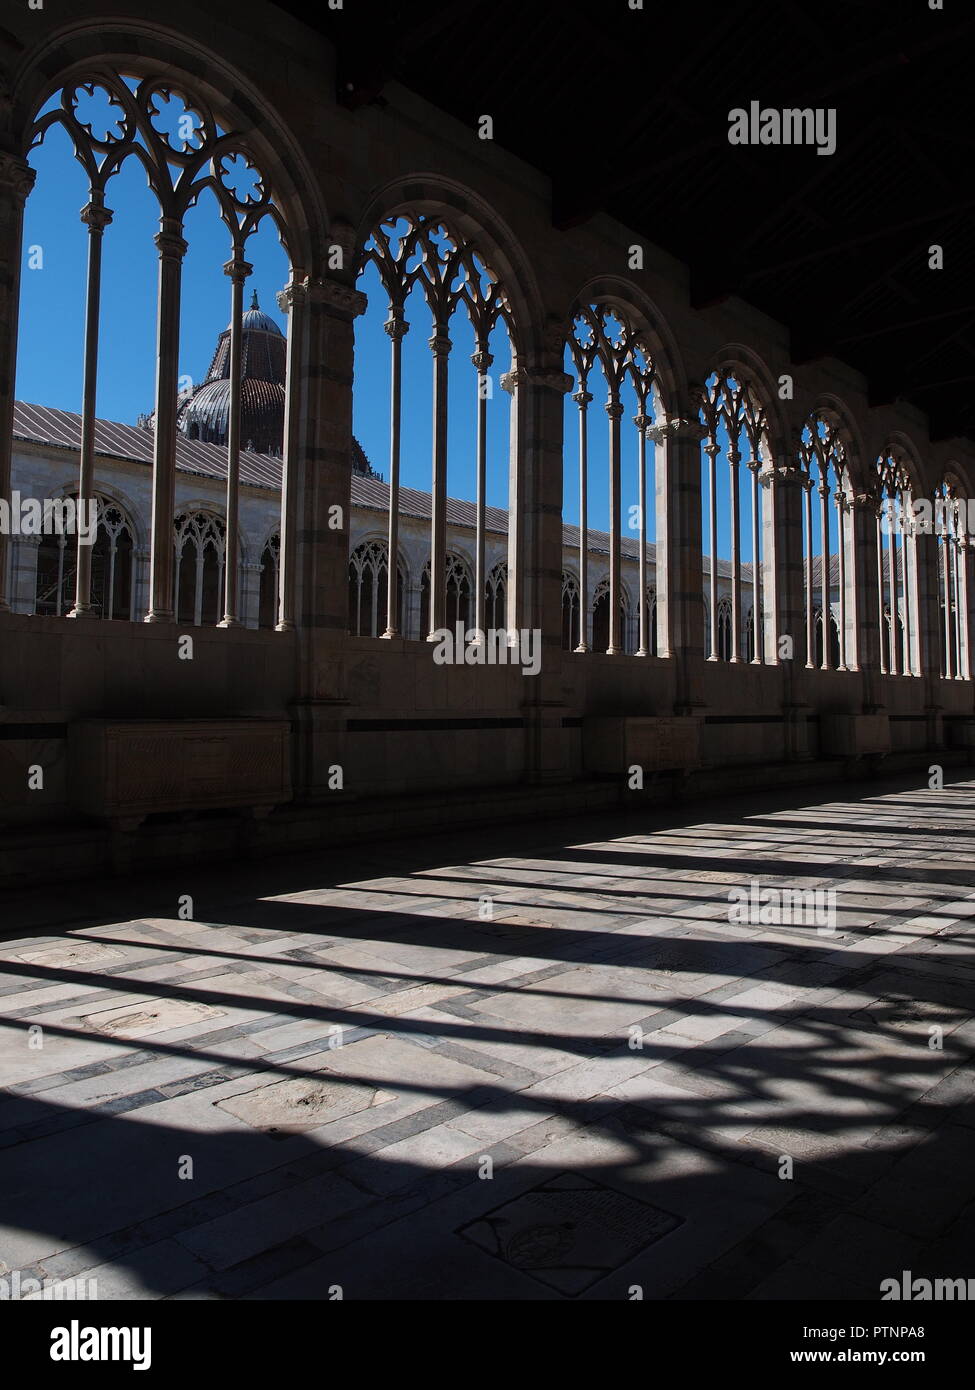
[14,84,833,565]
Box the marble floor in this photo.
[2,772,975,1300]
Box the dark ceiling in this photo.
[275,0,975,444]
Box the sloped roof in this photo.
[14,398,748,575]
[13,401,283,490]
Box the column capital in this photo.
[429,332,452,357]
[501,365,573,395]
[771,458,804,485]
[80,200,113,233]
[669,416,708,442]
[276,276,307,314]
[471,349,494,372]
[154,220,188,261]
[852,489,881,513]
[605,400,625,420]
[573,388,593,408]
[306,276,368,317]
[633,412,651,431]
[383,314,410,341]
[0,152,35,204]
[223,255,253,283]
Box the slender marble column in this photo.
[68,193,112,618]
[218,258,252,628]
[804,479,815,667]
[875,509,888,675]
[749,458,762,662]
[145,218,187,622]
[0,154,36,612]
[705,442,719,659]
[943,528,954,679]
[728,447,742,661]
[606,399,623,654]
[952,530,964,678]
[275,273,306,632]
[472,345,493,635]
[381,309,408,637]
[634,412,650,656]
[427,328,451,638]
[818,476,831,670]
[887,501,900,674]
[573,388,592,651]
[836,494,849,669]
[957,535,972,681]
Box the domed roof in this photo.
[239,298,284,337]
[176,291,286,454]
[178,378,285,455]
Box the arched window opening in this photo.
[564,303,658,657]
[798,414,855,671]
[348,539,405,638]
[936,478,970,680]
[716,597,733,663]
[357,214,514,641]
[420,553,472,635]
[561,572,581,650]
[591,577,630,655]
[646,588,658,657]
[258,532,280,630]
[875,450,921,677]
[486,561,507,631]
[813,608,841,669]
[34,494,135,619]
[24,72,294,627]
[174,511,226,627]
[700,371,771,664]
[745,606,755,664]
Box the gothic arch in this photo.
[176,496,249,564]
[708,343,784,461]
[810,393,868,494]
[11,21,329,272]
[45,475,149,552]
[567,274,685,413]
[354,175,544,357]
[882,431,927,499]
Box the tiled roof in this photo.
[13,401,283,490]
[13,399,748,577]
